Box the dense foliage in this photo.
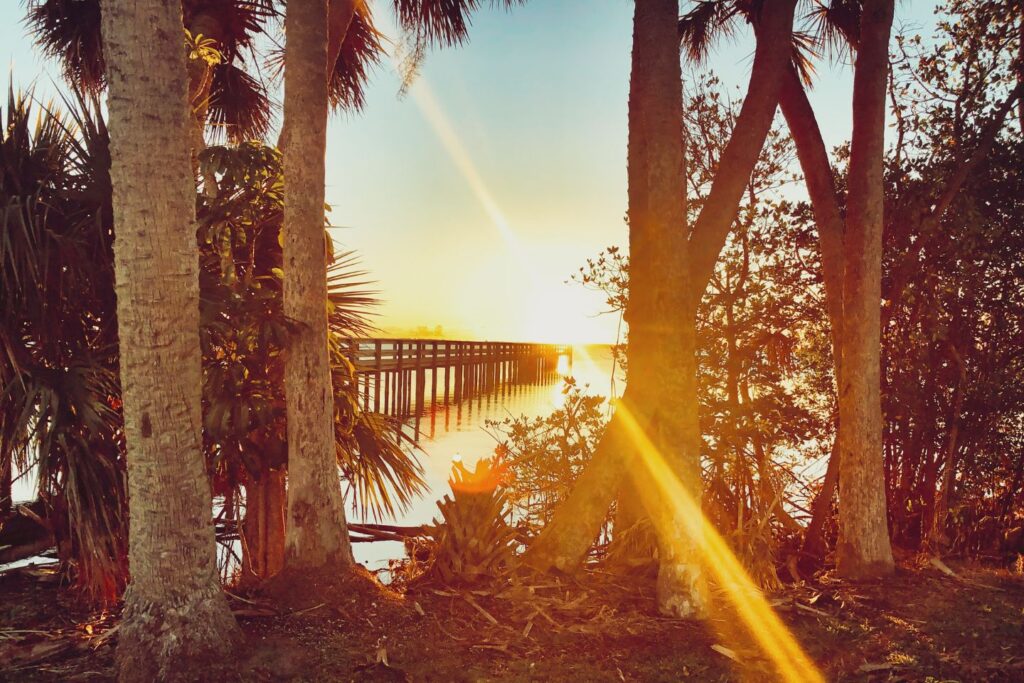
[0,95,424,601]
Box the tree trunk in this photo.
[616,0,706,617]
[801,437,839,564]
[281,0,354,572]
[776,65,846,564]
[526,0,796,602]
[835,0,896,579]
[928,345,966,551]
[239,469,287,586]
[100,1,240,680]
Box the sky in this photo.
[2,1,941,344]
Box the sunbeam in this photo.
[614,404,825,683]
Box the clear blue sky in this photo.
[1,1,940,343]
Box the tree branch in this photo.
[686,0,797,301]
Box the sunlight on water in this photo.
[352,344,615,568]
[556,353,570,376]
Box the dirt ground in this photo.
[2,557,1023,682]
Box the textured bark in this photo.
[836,0,896,579]
[621,0,706,617]
[239,469,287,586]
[527,0,796,616]
[281,0,355,571]
[276,0,357,152]
[100,1,240,680]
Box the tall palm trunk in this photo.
[620,0,704,617]
[100,1,239,679]
[835,0,896,578]
[281,0,354,572]
[527,0,796,617]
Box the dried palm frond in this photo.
[329,3,385,113]
[25,0,106,93]
[208,61,276,142]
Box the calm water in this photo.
[8,344,617,572]
[352,343,616,569]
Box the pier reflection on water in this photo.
[351,343,616,570]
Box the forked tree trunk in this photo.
[100,1,240,680]
[527,0,796,617]
[239,469,287,586]
[835,0,896,579]
[281,0,354,572]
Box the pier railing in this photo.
[344,339,570,417]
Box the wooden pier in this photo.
[344,339,571,418]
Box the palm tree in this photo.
[526,0,797,616]
[98,0,240,679]
[0,90,127,600]
[279,0,359,573]
[688,0,1022,572]
[26,0,385,147]
[672,0,895,577]
[834,0,896,577]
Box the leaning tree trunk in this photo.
[835,0,896,579]
[100,1,240,680]
[281,0,355,572]
[777,65,846,565]
[526,0,796,598]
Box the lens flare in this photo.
[614,404,824,683]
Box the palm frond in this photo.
[207,61,277,142]
[327,250,379,338]
[678,1,741,64]
[328,2,385,112]
[806,0,861,57]
[790,29,821,87]
[25,0,106,93]
[391,0,525,48]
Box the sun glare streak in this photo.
[614,405,824,683]
[407,83,523,252]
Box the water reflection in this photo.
[352,344,616,569]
